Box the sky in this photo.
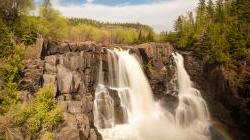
[37,0,198,32]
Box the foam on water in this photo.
[93,50,211,140]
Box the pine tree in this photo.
[207,0,214,22]
[187,11,194,27]
[194,0,207,40]
[215,0,225,23]
[147,30,154,42]
[174,16,183,32]
[197,0,206,16]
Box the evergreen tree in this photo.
[207,0,214,22]
[174,16,183,32]
[0,0,33,22]
[147,30,154,42]
[215,0,225,23]
[138,29,144,43]
[166,0,249,64]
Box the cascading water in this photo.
[93,50,211,140]
[172,52,211,136]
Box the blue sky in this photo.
[37,0,197,32]
[53,0,163,6]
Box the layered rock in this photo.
[43,51,100,140]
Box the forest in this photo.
[0,0,249,139]
[165,0,250,64]
[163,0,250,98]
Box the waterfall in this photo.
[172,52,210,136]
[93,50,211,140]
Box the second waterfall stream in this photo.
[93,50,211,140]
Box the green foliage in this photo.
[146,60,153,71]
[0,44,25,114]
[0,0,34,24]
[0,19,14,58]
[13,16,38,45]
[0,83,19,115]
[68,18,155,44]
[166,0,250,64]
[1,85,62,139]
[146,30,154,42]
[38,6,68,41]
[68,18,152,30]
[67,21,154,44]
[0,44,25,83]
[112,28,138,44]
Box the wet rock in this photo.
[160,95,179,114]
[115,106,128,124]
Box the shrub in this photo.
[0,85,62,139]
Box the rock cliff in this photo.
[19,41,175,140]
[180,51,250,140]
[19,40,249,140]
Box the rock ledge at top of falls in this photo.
[40,40,173,59]
[19,40,176,140]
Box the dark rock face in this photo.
[179,51,250,140]
[44,51,100,140]
[134,43,179,112]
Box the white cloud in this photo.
[86,0,95,4]
[54,0,198,32]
